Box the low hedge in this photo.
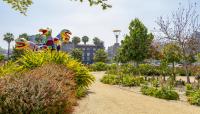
[101,74,145,87]
[121,75,145,87]
[91,62,108,71]
[141,86,179,100]
[100,74,119,85]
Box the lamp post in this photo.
[113,30,121,44]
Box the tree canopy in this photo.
[19,33,29,40]
[82,36,89,45]
[72,36,81,45]
[93,37,104,46]
[119,18,153,65]
[3,0,111,15]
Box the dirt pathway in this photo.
[73,72,200,114]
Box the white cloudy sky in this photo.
[0,0,198,49]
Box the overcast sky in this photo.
[0,0,199,49]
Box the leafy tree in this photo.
[3,0,111,15]
[94,49,108,63]
[114,47,128,63]
[162,43,182,81]
[156,2,200,83]
[0,54,4,61]
[19,33,29,40]
[72,36,81,45]
[93,37,103,46]
[3,33,14,59]
[82,36,89,45]
[120,18,153,66]
[148,43,162,60]
[70,48,83,61]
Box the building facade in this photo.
[61,43,104,64]
[76,44,104,64]
[107,43,120,61]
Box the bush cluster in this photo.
[186,84,200,106]
[141,86,179,100]
[0,64,76,114]
[106,63,170,76]
[100,74,119,85]
[187,90,200,106]
[101,74,145,87]
[0,51,95,113]
[91,62,108,71]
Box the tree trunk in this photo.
[7,43,10,60]
[185,64,191,83]
[172,62,176,81]
[163,75,166,81]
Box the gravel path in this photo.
[73,72,200,114]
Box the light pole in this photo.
[113,30,121,44]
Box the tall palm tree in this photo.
[72,36,81,45]
[93,37,101,46]
[82,36,89,45]
[3,33,14,59]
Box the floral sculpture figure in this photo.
[15,28,72,51]
[15,38,38,51]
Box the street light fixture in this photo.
[113,29,121,44]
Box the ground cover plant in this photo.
[186,84,200,106]
[141,86,179,100]
[101,74,145,87]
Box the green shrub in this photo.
[76,87,88,98]
[187,89,200,106]
[101,74,119,85]
[0,51,95,98]
[101,74,145,87]
[176,67,192,76]
[120,64,139,75]
[141,85,157,96]
[121,75,144,87]
[185,84,197,96]
[141,86,179,100]
[91,62,108,71]
[154,87,179,100]
[151,79,159,87]
[139,64,160,76]
[0,64,76,114]
[106,63,118,75]
[0,54,4,61]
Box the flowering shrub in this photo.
[0,64,76,114]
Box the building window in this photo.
[87,53,90,56]
[82,48,85,51]
[87,47,90,50]
[93,48,96,51]
[87,57,90,61]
